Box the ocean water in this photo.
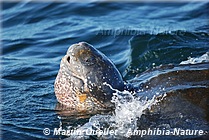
[1,1,209,140]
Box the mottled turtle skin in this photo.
[54,42,124,111]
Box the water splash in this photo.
[110,90,156,138]
[180,52,209,65]
[63,84,160,139]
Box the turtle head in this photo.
[54,42,124,111]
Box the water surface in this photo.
[1,1,209,140]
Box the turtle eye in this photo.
[85,57,91,63]
[83,56,95,65]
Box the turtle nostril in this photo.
[67,56,70,63]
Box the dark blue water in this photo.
[1,1,209,140]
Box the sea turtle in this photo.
[54,42,209,140]
[54,42,125,111]
[54,42,209,114]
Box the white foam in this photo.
[110,90,156,138]
[180,52,209,65]
[64,84,161,139]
